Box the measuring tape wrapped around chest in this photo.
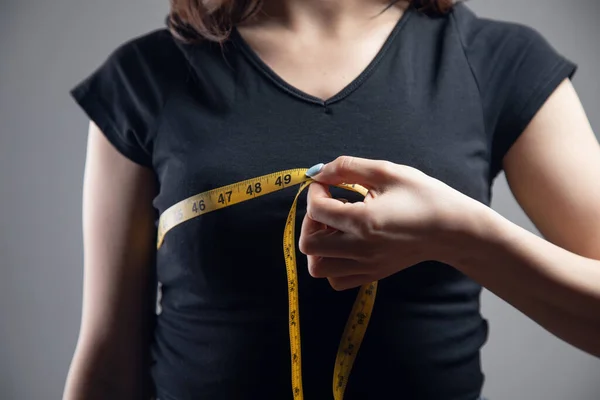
[157,168,378,400]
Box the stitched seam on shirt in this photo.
[451,10,494,186]
[143,41,182,160]
[150,82,176,160]
[515,60,568,138]
[83,87,153,166]
[451,11,487,137]
[513,58,565,126]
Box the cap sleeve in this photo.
[70,32,172,168]
[454,6,578,179]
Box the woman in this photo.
[63,0,600,399]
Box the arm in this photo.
[300,79,600,356]
[451,79,600,356]
[63,122,158,399]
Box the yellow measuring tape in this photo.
[156,168,378,399]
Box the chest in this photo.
[155,82,491,213]
[151,43,493,295]
[152,34,494,249]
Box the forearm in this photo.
[447,203,600,356]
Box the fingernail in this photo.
[306,163,324,177]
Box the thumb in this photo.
[306,156,397,189]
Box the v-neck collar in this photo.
[230,5,414,107]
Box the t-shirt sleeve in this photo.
[70,33,170,168]
[454,6,578,179]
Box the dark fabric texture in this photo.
[70,3,576,400]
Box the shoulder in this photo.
[447,3,576,102]
[101,29,189,83]
[72,28,193,117]
[447,4,577,179]
[112,28,183,60]
[70,29,194,167]
[450,4,554,61]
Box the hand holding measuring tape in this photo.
[300,156,477,291]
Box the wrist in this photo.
[436,199,507,269]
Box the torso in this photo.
[149,6,491,399]
[71,0,576,394]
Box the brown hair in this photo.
[168,0,455,43]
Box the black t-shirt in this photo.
[71,4,576,400]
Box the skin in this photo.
[63,0,600,399]
[63,123,157,399]
[236,0,406,101]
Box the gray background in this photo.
[1,0,599,399]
